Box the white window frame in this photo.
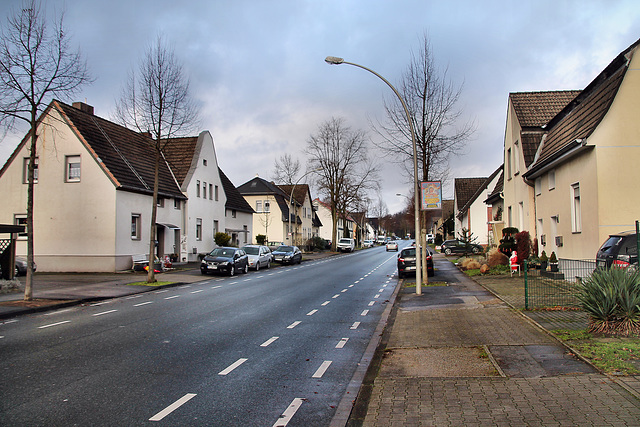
[256,200,263,213]
[23,157,38,184]
[535,177,541,195]
[65,155,81,182]
[209,184,213,200]
[548,170,556,190]
[203,182,207,199]
[196,180,201,198]
[571,183,581,233]
[264,200,270,213]
[513,141,520,175]
[196,218,202,241]
[14,214,27,239]
[131,214,141,240]
[215,185,219,201]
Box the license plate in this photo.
[208,263,217,270]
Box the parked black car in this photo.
[200,247,249,276]
[271,245,302,265]
[14,257,36,276]
[440,239,483,255]
[596,231,638,269]
[397,246,434,278]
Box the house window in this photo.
[203,182,207,199]
[507,206,513,227]
[196,218,202,241]
[14,214,27,239]
[65,155,81,182]
[215,185,219,201]
[174,199,181,210]
[23,157,38,184]
[548,170,556,190]
[535,177,541,195]
[232,209,237,218]
[209,184,213,200]
[518,202,524,231]
[571,183,581,233]
[196,180,200,197]
[131,214,141,240]
[514,141,520,174]
[213,220,219,236]
[264,200,270,213]
[506,148,512,179]
[256,200,263,213]
[538,218,544,246]
[157,197,164,208]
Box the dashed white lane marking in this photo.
[126,295,143,300]
[0,336,4,339]
[321,301,330,306]
[190,290,204,294]
[93,309,118,316]
[336,338,348,348]
[368,301,375,306]
[211,285,222,289]
[350,321,360,329]
[45,308,73,315]
[1,319,17,325]
[229,281,239,285]
[165,295,180,300]
[287,321,301,329]
[134,301,153,307]
[149,393,197,422]
[219,358,248,375]
[374,294,380,299]
[379,289,385,293]
[348,284,354,288]
[361,309,369,316]
[312,360,332,378]
[38,320,70,329]
[332,294,340,299]
[306,309,318,316]
[273,398,305,427]
[155,289,169,294]
[261,336,279,347]
[90,301,110,307]
[341,289,347,293]
[178,285,191,289]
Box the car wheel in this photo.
[444,248,452,255]
[229,265,235,276]
[255,262,260,272]
[266,260,271,269]
[398,271,404,278]
[472,247,480,254]
[243,264,248,274]
[200,270,207,275]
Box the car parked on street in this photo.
[337,238,355,253]
[363,240,374,248]
[200,247,249,276]
[241,245,272,271]
[386,240,398,251]
[596,231,638,270]
[271,245,302,265]
[397,246,434,278]
[440,239,483,255]
[0,256,36,278]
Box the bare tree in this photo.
[306,117,377,250]
[373,33,474,183]
[272,153,301,185]
[0,0,91,300]
[115,36,199,283]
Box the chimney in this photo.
[72,101,94,115]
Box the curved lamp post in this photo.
[325,56,423,294]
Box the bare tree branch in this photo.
[271,153,301,185]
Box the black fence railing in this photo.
[524,259,596,309]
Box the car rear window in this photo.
[598,236,622,255]
[402,248,416,257]
[620,236,638,255]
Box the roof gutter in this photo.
[522,139,590,181]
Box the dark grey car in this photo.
[200,247,249,276]
[596,231,638,269]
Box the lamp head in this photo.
[325,56,344,65]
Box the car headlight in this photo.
[284,255,291,259]
[219,261,229,266]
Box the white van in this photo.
[337,238,355,252]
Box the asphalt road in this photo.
[0,244,405,426]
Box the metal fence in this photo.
[523,259,596,309]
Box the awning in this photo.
[157,223,180,230]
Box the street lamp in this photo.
[288,168,321,246]
[325,56,423,294]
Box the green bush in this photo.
[256,234,267,245]
[214,232,231,247]
[576,267,640,336]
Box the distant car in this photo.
[1,256,36,278]
[596,231,638,270]
[386,241,398,252]
[397,246,434,278]
[271,245,302,265]
[200,247,249,276]
[363,240,374,248]
[337,238,355,253]
[441,239,483,255]
[376,236,386,245]
[241,245,272,271]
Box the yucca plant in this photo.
[576,267,640,336]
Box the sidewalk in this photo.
[354,254,640,426]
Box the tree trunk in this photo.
[24,112,37,301]
[147,148,160,283]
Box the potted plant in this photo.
[549,251,559,272]
[539,251,548,270]
[528,255,540,270]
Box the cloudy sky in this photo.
[1,0,639,213]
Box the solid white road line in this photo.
[261,337,279,347]
[306,309,318,316]
[134,301,153,307]
[336,338,348,348]
[287,321,301,329]
[38,320,70,329]
[273,398,305,427]
[92,309,118,316]
[350,321,360,329]
[149,393,197,422]
[219,358,248,375]
[312,360,332,378]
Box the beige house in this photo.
[498,38,640,260]
[0,101,186,272]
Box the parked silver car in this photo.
[241,245,272,271]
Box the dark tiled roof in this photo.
[55,100,185,199]
[218,168,254,213]
[162,136,199,185]
[485,169,504,204]
[278,184,310,206]
[521,132,545,167]
[455,177,488,211]
[238,176,290,221]
[312,212,323,228]
[510,91,581,128]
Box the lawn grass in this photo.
[552,329,640,375]
[126,281,175,287]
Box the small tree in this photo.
[256,234,267,245]
[515,231,531,267]
[214,232,231,247]
[457,228,479,256]
[499,227,518,257]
